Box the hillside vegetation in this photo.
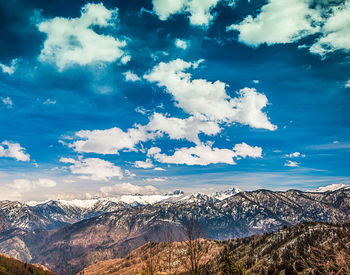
[0,254,55,275]
[79,222,350,275]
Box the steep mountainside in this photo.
[0,253,56,275]
[0,187,349,274]
[79,222,350,275]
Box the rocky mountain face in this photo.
[79,222,350,275]
[0,187,349,274]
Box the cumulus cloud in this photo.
[67,126,152,154]
[284,152,306,158]
[146,113,221,144]
[227,0,320,47]
[233,142,263,158]
[0,59,18,75]
[5,178,57,199]
[152,0,220,26]
[123,71,141,82]
[309,1,350,56]
[148,142,262,166]
[346,80,350,88]
[1,97,13,108]
[60,157,123,181]
[228,0,350,57]
[284,160,299,167]
[37,3,126,70]
[175,38,188,49]
[144,59,276,130]
[134,159,154,169]
[0,141,30,161]
[121,55,131,64]
[100,182,158,196]
[65,111,222,154]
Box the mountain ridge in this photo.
[0,185,349,274]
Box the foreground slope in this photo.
[0,253,56,275]
[79,222,350,275]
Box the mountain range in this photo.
[0,185,349,274]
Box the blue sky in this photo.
[0,0,349,201]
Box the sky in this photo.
[0,0,350,201]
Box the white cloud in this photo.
[124,169,136,177]
[284,160,299,167]
[0,141,30,161]
[146,112,221,144]
[309,1,350,56]
[66,111,222,154]
[2,97,13,108]
[152,0,220,26]
[43,99,56,105]
[5,178,57,199]
[60,157,123,181]
[145,177,168,182]
[175,38,188,49]
[144,59,276,130]
[0,59,18,75]
[68,126,152,154]
[148,142,262,166]
[346,80,350,88]
[233,142,262,158]
[123,71,141,82]
[37,3,126,70]
[227,0,320,47]
[154,167,166,171]
[100,182,158,196]
[134,159,154,169]
[284,152,306,158]
[121,55,131,64]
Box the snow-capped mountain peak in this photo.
[308,183,350,193]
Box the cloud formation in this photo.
[38,3,126,70]
[144,59,276,130]
[123,71,141,82]
[228,0,320,47]
[309,1,350,56]
[148,142,262,166]
[146,113,221,144]
[175,38,188,49]
[0,141,30,161]
[134,159,154,169]
[60,157,123,181]
[66,112,221,154]
[0,58,18,75]
[285,160,299,167]
[5,178,57,199]
[152,0,220,26]
[100,182,158,196]
[1,97,13,108]
[284,152,306,158]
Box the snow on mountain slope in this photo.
[308,183,350,193]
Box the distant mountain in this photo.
[0,186,349,274]
[310,183,350,193]
[0,192,184,232]
[0,253,55,275]
[79,222,350,275]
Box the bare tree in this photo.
[163,227,177,275]
[183,215,205,275]
[141,244,160,275]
